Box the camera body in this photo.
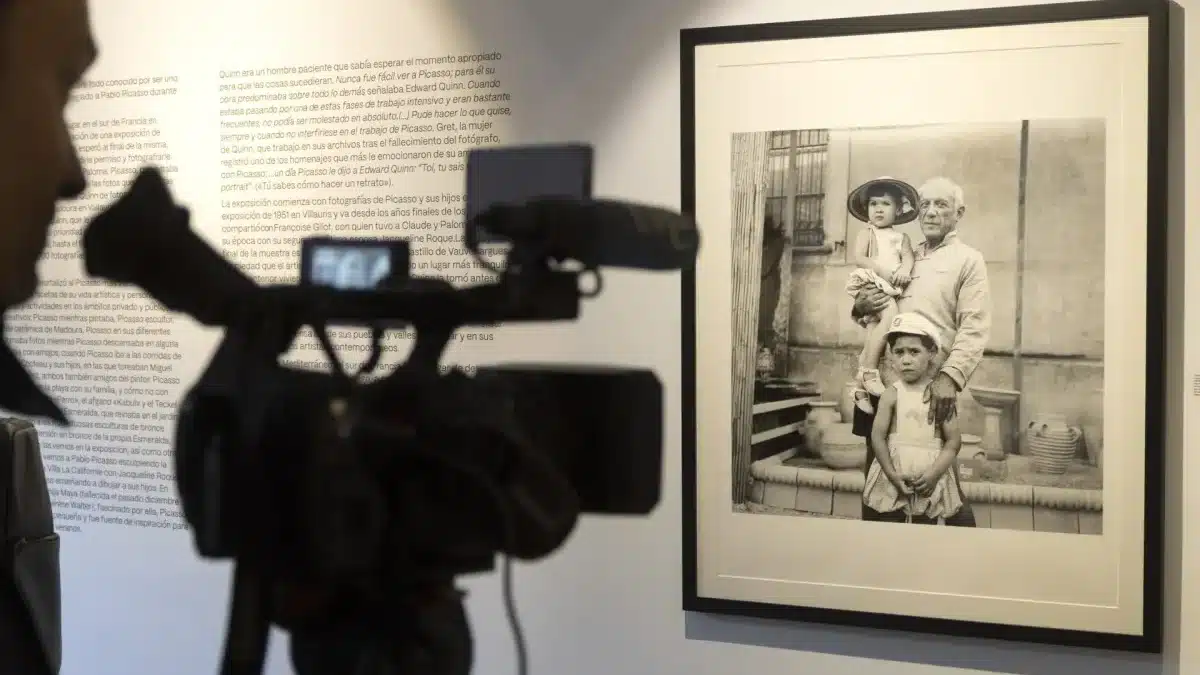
[77,144,696,675]
[171,232,662,592]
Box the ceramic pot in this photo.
[755,346,774,379]
[819,422,867,470]
[958,433,985,461]
[804,401,841,455]
[1025,413,1081,475]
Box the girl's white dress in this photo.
[844,226,906,302]
[862,380,964,519]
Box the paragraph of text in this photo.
[218,51,509,194]
[8,280,184,533]
[10,76,187,533]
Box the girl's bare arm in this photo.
[897,233,915,277]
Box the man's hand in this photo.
[924,371,959,426]
[853,287,891,317]
[892,268,912,286]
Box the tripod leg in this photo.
[289,585,473,675]
[220,563,270,675]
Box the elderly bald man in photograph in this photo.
[850,176,992,527]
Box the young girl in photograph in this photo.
[861,313,964,523]
[844,176,919,413]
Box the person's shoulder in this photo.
[961,243,988,275]
[953,238,985,261]
[946,238,986,272]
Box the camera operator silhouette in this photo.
[0,2,96,674]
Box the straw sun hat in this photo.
[846,176,919,225]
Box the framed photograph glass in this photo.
[680,0,1170,651]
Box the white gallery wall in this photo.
[16,0,1195,674]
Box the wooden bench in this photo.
[749,396,819,462]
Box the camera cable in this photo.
[360,420,529,675]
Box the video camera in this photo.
[77,144,699,675]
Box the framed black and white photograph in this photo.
[680,0,1170,651]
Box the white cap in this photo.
[885,312,941,353]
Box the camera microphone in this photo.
[466,197,700,271]
[81,167,258,327]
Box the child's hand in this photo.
[888,474,913,496]
[892,269,911,286]
[910,470,939,496]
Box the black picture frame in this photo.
[680,0,1171,653]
